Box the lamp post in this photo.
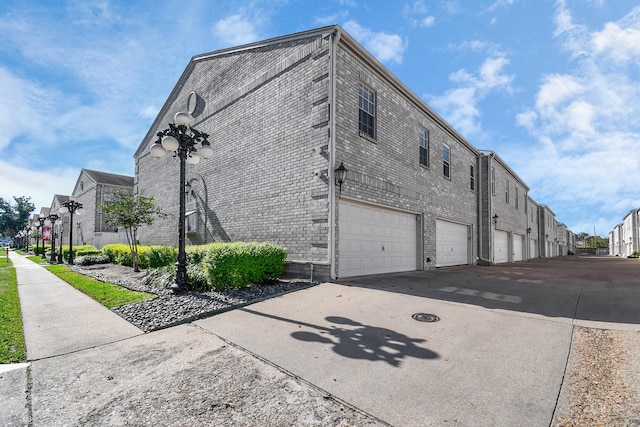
[45,213,59,263]
[38,215,47,259]
[59,199,83,264]
[150,112,214,291]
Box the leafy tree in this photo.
[99,191,166,272]
[0,196,35,238]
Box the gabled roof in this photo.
[81,169,134,187]
[135,25,480,158]
[479,150,529,191]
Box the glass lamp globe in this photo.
[174,112,193,127]
[186,153,201,165]
[161,135,179,152]
[150,143,167,158]
[199,143,214,159]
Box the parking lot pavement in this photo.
[196,256,640,426]
[341,256,640,331]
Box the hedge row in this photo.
[102,244,177,269]
[101,242,286,291]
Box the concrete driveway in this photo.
[197,255,640,426]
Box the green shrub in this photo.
[204,242,286,290]
[102,244,133,266]
[140,246,177,268]
[74,254,112,266]
[60,245,100,262]
[33,244,50,256]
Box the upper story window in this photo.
[515,187,519,209]
[419,129,429,167]
[358,85,376,139]
[505,179,510,204]
[443,144,451,178]
[470,164,475,191]
[491,167,496,195]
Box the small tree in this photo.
[100,191,166,272]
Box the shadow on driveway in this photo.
[339,256,640,328]
[241,308,438,367]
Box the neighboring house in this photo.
[557,222,568,256]
[478,151,530,264]
[538,205,557,257]
[70,169,134,249]
[48,194,70,252]
[610,224,622,256]
[621,209,639,257]
[527,196,540,258]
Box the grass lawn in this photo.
[45,264,156,308]
[0,257,26,363]
[26,255,46,264]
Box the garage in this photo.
[513,234,524,261]
[436,220,470,267]
[494,230,510,263]
[338,200,417,277]
[530,238,538,258]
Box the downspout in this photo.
[477,154,491,265]
[328,28,341,280]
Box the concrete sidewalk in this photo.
[2,251,142,426]
[11,251,143,360]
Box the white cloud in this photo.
[486,0,516,12]
[0,160,79,211]
[512,3,640,230]
[212,14,261,46]
[403,1,436,27]
[591,21,640,65]
[428,56,513,136]
[343,21,407,65]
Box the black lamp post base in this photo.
[169,282,187,293]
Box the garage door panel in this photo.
[339,201,417,277]
[494,230,509,264]
[436,220,470,267]
[513,234,524,262]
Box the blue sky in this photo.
[1,0,638,237]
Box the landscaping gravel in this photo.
[72,264,314,332]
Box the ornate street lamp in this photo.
[59,199,83,264]
[38,215,47,259]
[45,213,59,263]
[150,112,214,291]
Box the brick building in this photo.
[70,169,134,248]
[478,151,530,264]
[133,25,489,280]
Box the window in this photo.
[491,167,496,195]
[470,164,475,191]
[505,179,510,204]
[443,144,451,178]
[515,187,519,209]
[419,129,429,167]
[358,85,376,139]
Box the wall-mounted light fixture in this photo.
[492,214,499,227]
[527,227,532,234]
[335,162,347,194]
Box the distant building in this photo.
[69,169,134,248]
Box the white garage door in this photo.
[513,234,524,261]
[338,201,417,277]
[530,238,538,258]
[494,230,510,263]
[436,220,469,267]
